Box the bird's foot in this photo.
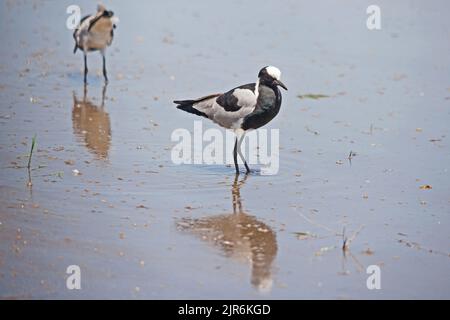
[234,168,252,175]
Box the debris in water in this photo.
[348,151,357,161]
[293,231,316,240]
[305,126,320,135]
[297,94,330,100]
[315,246,336,256]
[64,160,75,166]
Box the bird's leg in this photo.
[237,133,250,174]
[101,50,108,84]
[83,53,88,84]
[233,137,239,174]
[102,53,108,84]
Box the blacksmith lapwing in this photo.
[73,5,118,84]
[174,66,287,174]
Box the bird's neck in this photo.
[258,79,280,94]
[259,83,281,104]
[254,79,260,100]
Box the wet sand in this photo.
[0,0,449,299]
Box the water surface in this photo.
[0,0,449,299]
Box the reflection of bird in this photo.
[72,85,111,159]
[73,5,118,83]
[176,175,278,292]
[174,66,287,174]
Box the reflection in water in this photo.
[177,175,278,293]
[72,85,111,159]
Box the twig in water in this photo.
[27,167,32,188]
[348,151,356,165]
[342,227,348,250]
[305,126,320,136]
[27,135,37,169]
[298,211,339,236]
[343,225,365,251]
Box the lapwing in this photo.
[174,66,287,174]
[73,5,118,84]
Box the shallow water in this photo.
[0,0,449,299]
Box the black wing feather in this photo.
[73,15,92,53]
[216,83,255,112]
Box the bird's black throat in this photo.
[241,84,282,131]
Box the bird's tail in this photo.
[174,94,221,119]
[174,100,208,118]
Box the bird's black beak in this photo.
[274,79,288,91]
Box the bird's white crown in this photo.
[111,16,120,24]
[265,66,281,80]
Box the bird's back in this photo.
[74,13,116,52]
[175,83,259,130]
[87,17,114,50]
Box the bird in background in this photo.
[174,66,287,174]
[73,4,119,84]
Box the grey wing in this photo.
[216,83,257,111]
[211,83,258,129]
[73,15,93,52]
[175,83,258,130]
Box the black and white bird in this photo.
[73,5,118,84]
[174,66,287,174]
